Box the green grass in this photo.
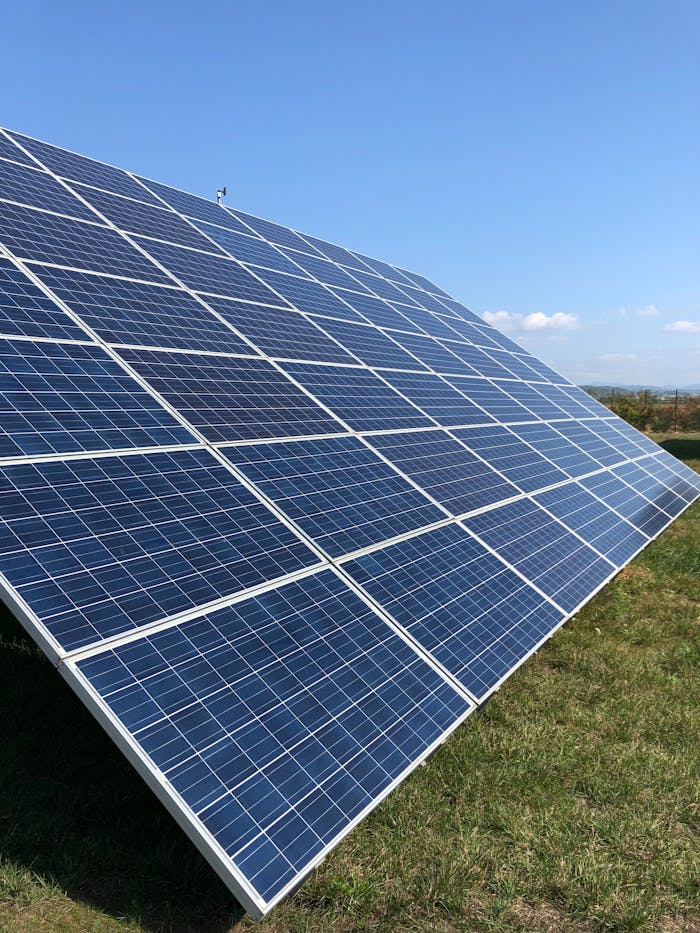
[1,437,699,933]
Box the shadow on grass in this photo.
[0,607,244,933]
[659,437,700,460]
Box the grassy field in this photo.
[1,436,698,933]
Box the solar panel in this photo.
[0,126,697,919]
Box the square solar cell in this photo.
[32,266,253,355]
[535,483,647,566]
[0,257,87,341]
[602,418,662,456]
[580,470,670,537]
[73,570,471,911]
[258,270,365,321]
[471,325,529,355]
[432,297,484,325]
[348,268,420,306]
[344,524,565,700]
[325,291,421,333]
[507,422,601,478]
[192,223,306,276]
[138,178,255,233]
[0,447,319,652]
[487,349,544,382]
[585,419,648,460]
[72,183,221,253]
[463,498,614,612]
[533,382,593,418]
[0,132,37,165]
[132,237,286,305]
[653,449,700,494]
[117,348,344,442]
[298,234,373,272]
[553,420,625,466]
[560,384,610,414]
[0,159,99,222]
[443,376,536,423]
[227,209,327,255]
[0,337,194,456]
[350,251,413,286]
[490,380,569,421]
[0,201,171,283]
[389,266,453,299]
[380,371,495,427]
[443,342,516,380]
[612,460,687,518]
[315,318,426,371]
[202,297,355,364]
[390,332,479,377]
[453,425,569,493]
[279,250,373,294]
[397,306,468,341]
[366,429,520,515]
[400,287,454,316]
[515,353,569,385]
[224,435,443,556]
[10,131,163,204]
[280,362,432,433]
[434,316,502,349]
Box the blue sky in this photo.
[3,0,698,386]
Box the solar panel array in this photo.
[0,127,698,919]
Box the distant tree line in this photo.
[583,387,700,433]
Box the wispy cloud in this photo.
[664,320,700,334]
[612,304,660,318]
[597,352,637,361]
[482,310,578,333]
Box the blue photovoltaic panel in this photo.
[0,447,318,651]
[0,338,194,456]
[580,470,670,537]
[443,376,536,423]
[507,422,601,478]
[117,348,344,442]
[612,460,687,518]
[279,249,373,294]
[315,318,427,371]
[227,208,326,255]
[344,524,565,700]
[192,223,307,277]
[8,131,163,205]
[32,266,253,355]
[453,425,569,493]
[0,257,87,341]
[280,362,432,432]
[257,269,365,321]
[0,127,697,919]
[132,237,286,305]
[366,429,521,515]
[534,483,647,566]
[137,178,255,234]
[74,570,471,907]
[224,435,443,556]
[0,158,98,222]
[463,498,614,612]
[0,201,171,282]
[379,370,494,427]
[202,297,355,364]
[0,133,36,165]
[72,183,222,253]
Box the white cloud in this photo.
[482,310,578,333]
[664,320,700,334]
[597,353,637,361]
[637,304,659,317]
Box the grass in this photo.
[1,436,699,933]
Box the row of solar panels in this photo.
[0,127,698,917]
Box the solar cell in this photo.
[0,158,98,222]
[324,291,421,332]
[138,178,255,233]
[490,380,570,420]
[0,257,87,341]
[298,234,372,272]
[279,250,373,293]
[116,348,345,442]
[390,332,479,377]
[280,362,432,432]
[256,270,365,321]
[0,132,37,165]
[32,266,253,354]
[379,370,495,427]
[202,297,355,364]
[366,429,520,514]
[506,422,600,478]
[0,337,194,456]
[73,183,221,252]
[0,447,319,652]
[224,435,443,556]
[612,460,687,518]
[344,524,565,699]
[192,223,306,276]
[227,209,326,254]
[0,201,171,282]
[71,569,471,913]
[580,470,670,537]
[453,425,569,492]
[463,498,614,612]
[314,318,426,371]
[444,376,536,423]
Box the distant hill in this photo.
[581,384,700,395]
